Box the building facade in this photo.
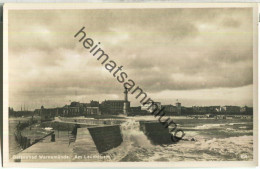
[141,102,161,113]
[222,106,241,113]
[100,100,130,115]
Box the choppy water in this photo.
[9,116,253,162]
[104,116,253,161]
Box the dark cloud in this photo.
[8,7,254,109]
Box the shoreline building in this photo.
[100,88,131,115]
[39,106,57,122]
[162,104,176,116]
[86,100,101,115]
[240,106,253,114]
[100,100,126,115]
[221,106,241,114]
[141,102,161,113]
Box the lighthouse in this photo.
[123,87,130,115]
[176,99,181,115]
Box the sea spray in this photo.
[101,117,253,161]
[103,119,155,161]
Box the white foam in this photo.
[194,124,223,129]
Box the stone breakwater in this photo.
[14,119,39,149]
[139,121,174,144]
[88,125,123,153]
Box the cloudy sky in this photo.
[8,8,254,110]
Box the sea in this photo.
[9,115,253,162]
[105,116,253,162]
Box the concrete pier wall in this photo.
[14,132,31,149]
[14,120,45,150]
[139,121,173,144]
[87,125,123,153]
[13,123,123,161]
[59,117,124,125]
[40,121,87,131]
[41,121,123,153]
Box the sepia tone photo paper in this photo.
[2,3,259,167]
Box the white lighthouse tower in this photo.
[176,99,181,115]
[123,87,130,115]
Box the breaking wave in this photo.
[194,124,224,130]
[104,117,253,162]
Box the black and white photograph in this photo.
[3,3,258,167]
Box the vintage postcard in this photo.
[2,3,258,167]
